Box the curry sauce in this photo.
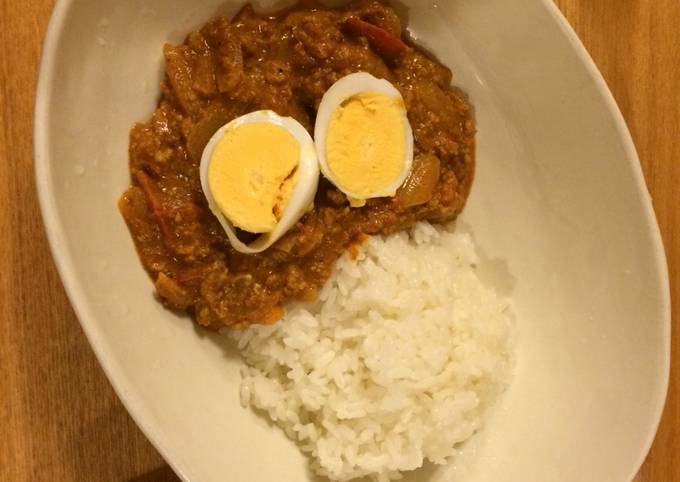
[119,0,475,329]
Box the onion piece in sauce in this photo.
[395,154,441,208]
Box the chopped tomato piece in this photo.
[345,17,407,59]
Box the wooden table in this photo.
[0,1,677,480]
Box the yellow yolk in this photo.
[208,123,300,233]
[325,92,406,206]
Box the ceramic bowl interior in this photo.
[35,1,670,481]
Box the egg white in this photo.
[314,72,414,202]
[200,110,319,254]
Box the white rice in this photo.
[231,222,514,481]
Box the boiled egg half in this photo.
[314,72,414,207]
[200,110,319,254]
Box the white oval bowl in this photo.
[34,1,670,482]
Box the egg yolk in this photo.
[325,92,406,205]
[208,123,300,233]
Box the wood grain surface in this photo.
[0,0,677,481]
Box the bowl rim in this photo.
[33,1,671,481]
